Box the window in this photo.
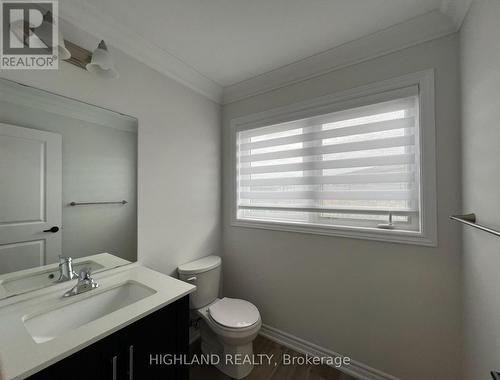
[231,71,437,245]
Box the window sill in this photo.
[230,218,437,247]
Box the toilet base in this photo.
[200,321,254,379]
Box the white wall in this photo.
[222,34,462,380]
[461,1,500,378]
[0,22,221,275]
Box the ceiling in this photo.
[74,0,452,86]
[61,0,466,102]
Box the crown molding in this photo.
[222,10,456,105]
[59,1,223,103]
[440,0,474,29]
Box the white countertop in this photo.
[0,264,195,380]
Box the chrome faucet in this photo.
[63,268,99,297]
[56,255,78,282]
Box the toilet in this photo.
[178,255,261,379]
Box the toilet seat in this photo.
[208,297,260,329]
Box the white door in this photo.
[0,123,62,274]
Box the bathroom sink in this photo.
[23,281,156,343]
[1,261,105,294]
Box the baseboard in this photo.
[259,324,401,380]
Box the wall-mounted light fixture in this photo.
[8,7,117,78]
[85,40,119,78]
[64,39,119,79]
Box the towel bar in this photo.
[69,200,128,206]
[450,213,500,237]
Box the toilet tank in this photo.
[178,255,221,309]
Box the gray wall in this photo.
[0,101,137,262]
[222,34,462,380]
[460,1,500,378]
[0,21,221,275]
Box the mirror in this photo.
[0,78,137,299]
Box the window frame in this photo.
[229,70,437,246]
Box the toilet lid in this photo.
[208,297,260,328]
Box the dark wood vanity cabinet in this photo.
[28,296,189,380]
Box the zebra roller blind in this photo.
[236,87,421,232]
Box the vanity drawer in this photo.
[28,296,189,380]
